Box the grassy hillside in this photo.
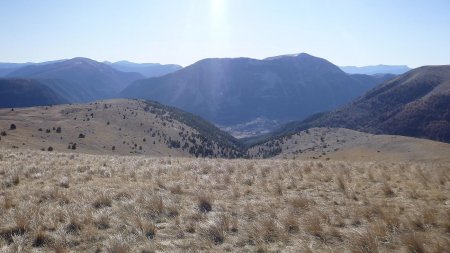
[0,148,448,252]
[249,127,450,162]
[0,99,243,158]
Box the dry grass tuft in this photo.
[169,184,183,194]
[382,182,395,197]
[199,220,225,245]
[336,174,346,193]
[0,226,26,244]
[107,241,130,253]
[305,213,323,238]
[32,230,52,248]
[350,229,379,253]
[260,217,282,243]
[289,195,311,211]
[282,213,299,233]
[401,232,426,253]
[93,193,112,209]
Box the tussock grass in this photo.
[0,148,449,252]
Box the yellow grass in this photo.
[0,148,449,252]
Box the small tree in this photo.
[9,124,16,130]
[56,127,62,133]
[78,133,85,138]
[48,146,54,151]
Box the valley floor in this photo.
[0,148,449,252]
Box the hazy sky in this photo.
[1,0,449,67]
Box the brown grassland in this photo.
[0,148,449,252]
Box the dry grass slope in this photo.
[250,127,450,163]
[0,148,449,252]
[0,99,242,158]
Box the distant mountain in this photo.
[121,53,388,134]
[7,58,144,102]
[269,65,450,143]
[107,61,182,77]
[0,60,64,77]
[340,65,411,75]
[0,63,31,77]
[0,78,67,108]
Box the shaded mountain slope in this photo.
[0,78,67,108]
[269,65,450,143]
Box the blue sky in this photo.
[1,0,449,67]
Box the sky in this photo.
[1,0,449,67]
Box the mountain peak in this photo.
[67,57,101,66]
[263,52,315,61]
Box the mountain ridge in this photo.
[7,58,144,102]
[340,64,411,75]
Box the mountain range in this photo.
[6,57,146,102]
[0,60,180,78]
[1,53,448,145]
[105,61,182,77]
[121,53,391,133]
[340,65,411,75]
